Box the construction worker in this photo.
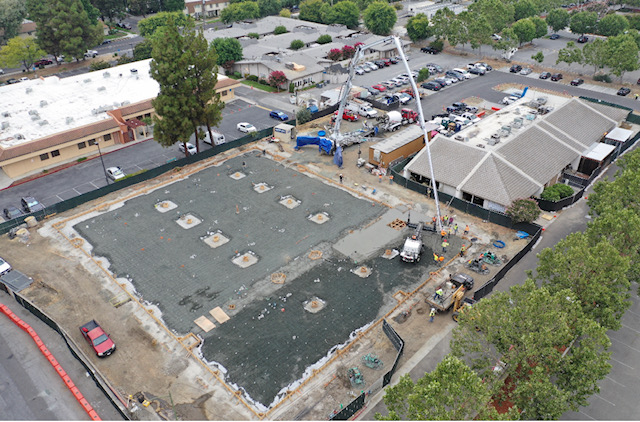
[433,252,439,263]
[464,225,470,235]
[429,308,436,323]
[434,288,444,301]
[441,230,447,240]
[442,240,449,253]
[460,244,467,257]
[339,173,343,184]
[454,224,459,235]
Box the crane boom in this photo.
[331,36,443,232]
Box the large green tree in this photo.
[258,0,282,17]
[90,0,124,22]
[376,355,509,420]
[0,0,27,45]
[570,11,598,35]
[211,37,243,73]
[406,13,431,42]
[299,0,324,23]
[492,27,518,53]
[79,0,100,24]
[534,232,631,330]
[0,36,45,71]
[138,11,189,37]
[556,40,583,66]
[163,0,185,12]
[430,7,455,40]
[514,0,538,21]
[582,38,608,73]
[452,280,611,419]
[220,1,260,23]
[324,1,360,28]
[512,18,536,45]
[546,8,570,33]
[27,0,103,63]
[468,14,493,53]
[530,15,548,38]
[363,1,397,35]
[597,13,629,36]
[468,0,514,33]
[607,33,640,79]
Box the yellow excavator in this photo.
[451,288,476,322]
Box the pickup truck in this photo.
[80,320,116,357]
[84,50,98,58]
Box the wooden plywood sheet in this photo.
[209,307,230,324]
[194,316,215,332]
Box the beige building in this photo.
[184,0,231,18]
[0,59,240,179]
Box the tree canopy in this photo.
[211,37,243,72]
[546,8,570,33]
[406,13,431,42]
[570,11,598,35]
[363,1,397,35]
[138,11,189,37]
[220,1,260,23]
[468,0,514,33]
[597,13,629,37]
[0,0,27,45]
[511,18,537,45]
[556,40,583,66]
[324,1,360,29]
[0,36,45,71]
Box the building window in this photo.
[221,90,228,96]
[51,150,60,157]
[103,133,112,141]
[144,113,151,119]
[78,142,87,149]
[40,153,49,161]
[88,139,96,146]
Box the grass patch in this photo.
[77,157,87,162]
[241,80,278,92]
[121,169,147,180]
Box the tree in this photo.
[290,39,304,49]
[570,11,598,35]
[138,12,189,37]
[0,36,45,71]
[376,355,505,420]
[363,1,397,36]
[556,41,583,66]
[514,0,538,21]
[341,45,355,58]
[597,13,629,36]
[505,198,541,223]
[211,37,243,73]
[534,232,631,330]
[279,8,291,17]
[452,280,611,419]
[325,1,360,28]
[468,0,514,33]
[274,24,287,34]
[259,0,281,17]
[163,0,185,12]
[530,16,548,39]
[582,38,608,73]
[492,27,518,53]
[468,14,493,53]
[589,146,640,216]
[430,7,455,40]
[133,38,153,60]
[532,51,544,62]
[79,0,100,24]
[406,13,431,42]
[299,0,324,23]
[220,1,260,23]
[446,13,469,48]
[128,0,153,17]
[417,67,429,82]
[327,48,342,61]
[511,18,536,45]
[316,34,332,44]
[27,0,102,63]
[607,33,640,79]
[91,0,125,22]
[0,0,27,44]
[296,108,312,124]
[268,70,287,90]
[546,8,570,33]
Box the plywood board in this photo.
[194,316,215,332]
[209,307,230,324]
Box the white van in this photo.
[203,130,226,146]
[452,68,471,79]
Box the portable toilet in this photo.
[273,123,296,143]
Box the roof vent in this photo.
[1,122,9,130]
[15,134,24,140]
[26,87,33,94]
[103,71,111,78]
[31,114,41,121]
[65,117,74,125]
[487,138,500,146]
[83,78,91,83]
[38,120,49,126]
[40,100,48,107]
[121,100,130,106]
[1,112,10,117]
[28,109,38,116]
[98,86,106,91]
[130,68,138,73]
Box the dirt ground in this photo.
[0,122,524,420]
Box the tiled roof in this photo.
[581,100,630,122]
[537,121,586,151]
[544,99,618,146]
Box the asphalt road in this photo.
[0,299,124,420]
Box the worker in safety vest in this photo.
[434,288,444,301]
[460,245,467,257]
[429,308,436,323]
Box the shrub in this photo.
[594,73,612,83]
[296,108,312,124]
[417,68,430,82]
[327,48,342,61]
[248,32,260,39]
[274,25,288,34]
[77,157,87,163]
[290,39,304,50]
[247,74,259,81]
[233,71,242,78]
[317,34,332,44]
[541,184,574,201]
[393,2,403,10]
[430,38,444,52]
[342,45,355,59]
[506,198,542,223]
[89,60,111,71]
[289,82,295,93]
[279,8,291,17]
[258,78,270,85]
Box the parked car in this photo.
[371,84,387,92]
[389,57,399,64]
[365,61,378,70]
[421,81,441,91]
[452,68,471,79]
[382,58,392,66]
[34,59,53,66]
[550,33,560,40]
[434,77,451,86]
[520,67,532,75]
[332,110,359,122]
[577,35,588,43]
[617,87,631,96]
[106,166,125,181]
[84,50,98,58]
[421,46,438,54]
[117,21,132,30]
[80,320,116,357]
[445,70,464,81]
[374,60,387,68]
[237,122,257,133]
[21,197,44,213]
[539,71,551,79]
[3,206,24,220]
[354,66,365,75]
[0,256,11,276]
[477,62,493,71]
[394,93,412,105]
[509,64,522,73]
[269,110,289,121]
[550,73,563,81]
[469,67,486,75]
[6,78,19,84]
[570,78,584,86]
[178,142,198,155]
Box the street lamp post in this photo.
[130,43,134,58]
[96,141,110,185]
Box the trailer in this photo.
[425,273,474,312]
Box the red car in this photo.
[371,84,387,92]
[34,59,53,67]
[332,110,359,122]
[80,320,116,357]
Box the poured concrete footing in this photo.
[203,232,230,248]
[155,200,178,213]
[175,213,202,229]
[309,212,330,224]
[232,251,258,268]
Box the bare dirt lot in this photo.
[0,126,524,420]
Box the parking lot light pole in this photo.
[96,141,110,185]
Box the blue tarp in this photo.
[333,146,343,168]
[295,136,334,154]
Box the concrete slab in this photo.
[194,316,215,332]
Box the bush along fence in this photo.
[330,320,404,421]
[535,186,585,212]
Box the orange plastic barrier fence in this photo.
[0,303,101,421]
